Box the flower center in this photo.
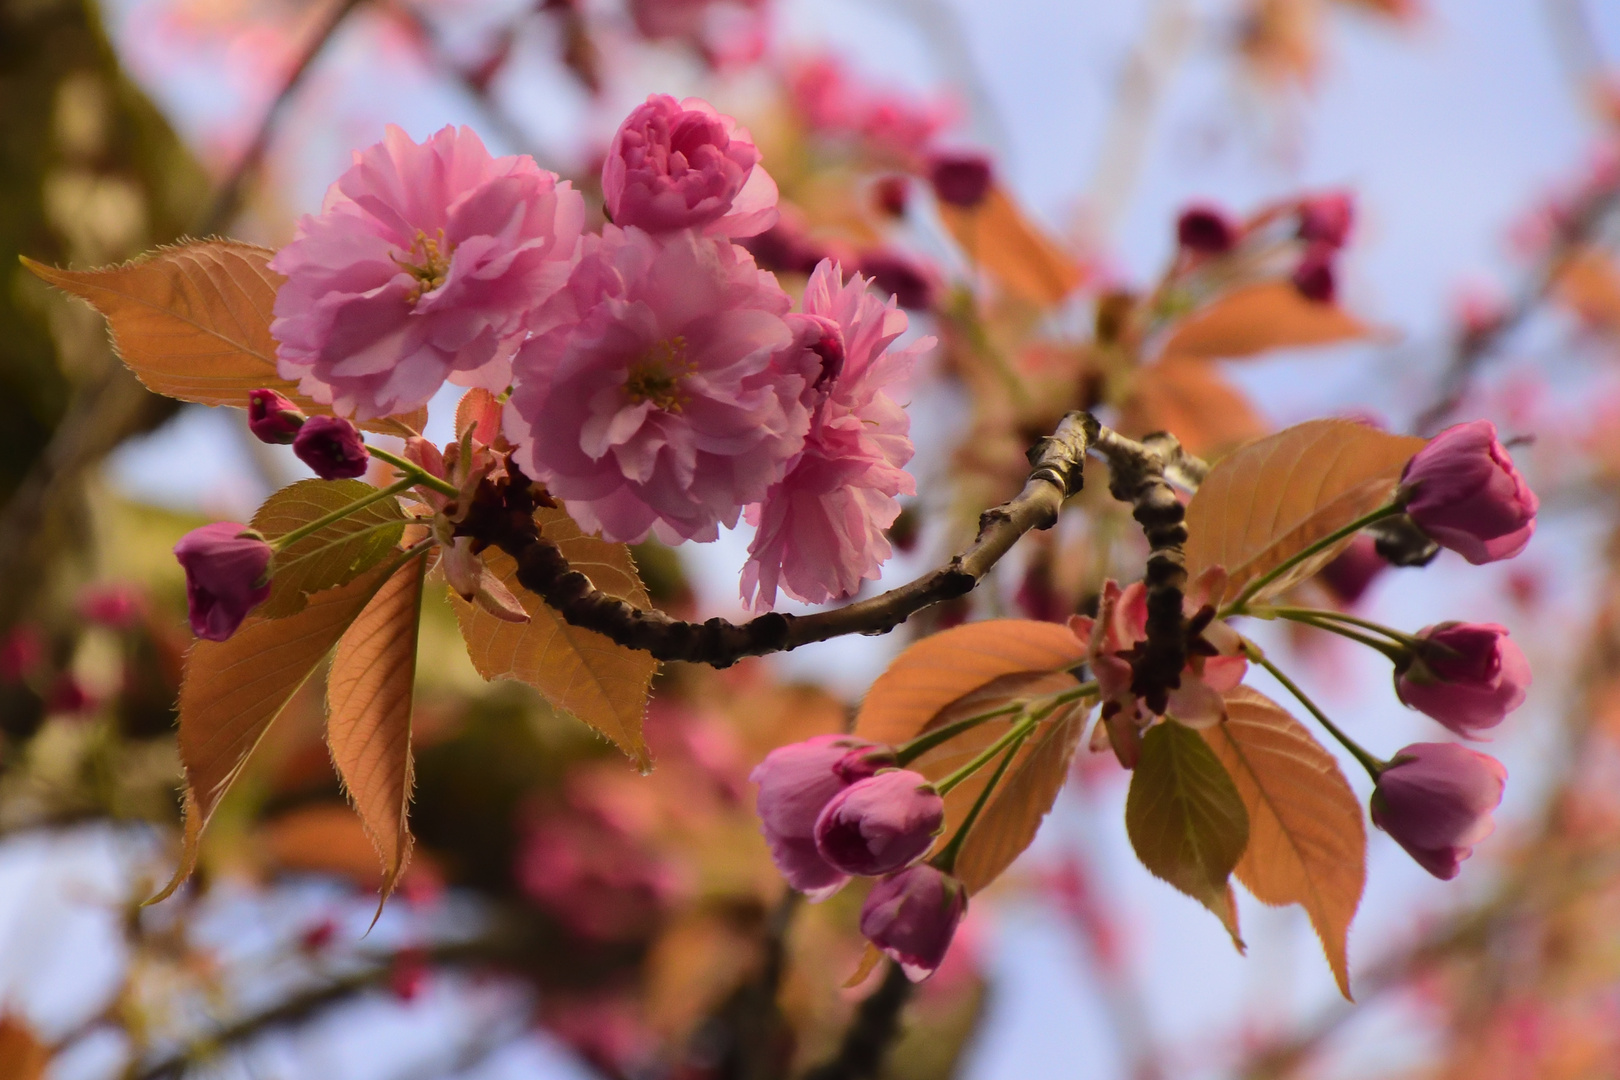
[392,229,453,303]
[624,338,694,412]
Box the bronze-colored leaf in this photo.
[0,1015,48,1080]
[150,560,395,904]
[1555,246,1620,333]
[252,479,405,618]
[854,619,1087,746]
[1160,281,1372,360]
[1202,687,1365,998]
[452,506,655,766]
[938,185,1084,307]
[23,242,416,435]
[1118,356,1269,458]
[1183,419,1426,605]
[1126,720,1249,946]
[327,556,426,905]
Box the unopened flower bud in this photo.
[1297,191,1354,248]
[1292,244,1337,303]
[1320,536,1386,605]
[1398,419,1537,564]
[858,250,938,311]
[1395,622,1530,737]
[293,415,370,480]
[859,864,967,981]
[814,769,944,875]
[873,175,910,218]
[1372,742,1505,879]
[751,734,883,899]
[1176,204,1238,254]
[247,388,306,444]
[927,152,993,209]
[174,522,273,641]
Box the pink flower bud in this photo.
[1399,419,1538,564]
[0,626,44,685]
[174,523,274,641]
[77,582,147,630]
[927,152,993,208]
[857,250,939,311]
[1372,742,1506,879]
[1297,191,1354,248]
[603,94,777,238]
[293,415,370,480]
[1176,204,1238,254]
[750,734,881,899]
[814,769,944,876]
[859,864,967,981]
[873,175,910,218]
[1320,535,1386,605]
[247,388,306,444]
[1396,622,1530,737]
[1292,244,1337,303]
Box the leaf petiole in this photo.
[1221,503,1403,618]
[1241,638,1386,780]
[270,476,416,552]
[367,445,461,498]
[932,726,1031,876]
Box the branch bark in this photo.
[798,962,914,1080]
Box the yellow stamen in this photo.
[624,337,694,412]
[391,229,453,303]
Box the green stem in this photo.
[932,727,1031,875]
[935,712,1040,796]
[1261,606,1425,648]
[1221,504,1402,617]
[894,703,1026,766]
[271,476,416,551]
[368,445,460,498]
[1243,640,1386,779]
[1264,611,1407,662]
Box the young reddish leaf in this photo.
[844,942,886,988]
[252,479,406,618]
[1159,282,1373,361]
[452,507,655,766]
[951,694,1089,893]
[455,387,504,443]
[1118,357,1268,457]
[326,555,426,907]
[150,561,394,904]
[22,242,417,436]
[938,185,1083,306]
[1201,686,1365,999]
[854,619,1087,746]
[1126,720,1249,947]
[1183,419,1426,605]
[0,1015,49,1080]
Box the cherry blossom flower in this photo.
[741,261,927,608]
[506,226,811,544]
[270,125,584,420]
[751,733,884,899]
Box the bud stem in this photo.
[1241,639,1387,779]
[1253,607,1408,661]
[894,702,1026,766]
[1221,504,1403,617]
[367,445,461,498]
[271,476,417,552]
[932,727,1031,876]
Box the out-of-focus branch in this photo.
[799,961,914,1080]
[1411,168,1620,435]
[196,0,369,236]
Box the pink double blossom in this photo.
[271,125,584,420]
[603,95,777,238]
[506,226,812,544]
[742,261,926,609]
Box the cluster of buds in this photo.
[248,389,371,480]
[751,735,964,980]
[1172,190,1355,303]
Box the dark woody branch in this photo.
[457,412,1203,673]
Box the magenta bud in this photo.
[293,415,371,480]
[860,864,967,981]
[927,152,993,208]
[858,250,939,311]
[1292,244,1337,303]
[1176,204,1238,254]
[1399,419,1538,565]
[873,175,910,218]
[814,769,944,876]
[750,734,882,899]
[1395,622,1530,738]
[833,746,898,784]
[1320,535,1386,606]
[1372,742,1506,879]
[247,388,307,444]
[174,522,274,641]
[1297,191,1355,248]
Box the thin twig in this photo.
[799,961,914,1080]
[196,0,369,235]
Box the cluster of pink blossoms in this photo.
[263,97,928,610]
